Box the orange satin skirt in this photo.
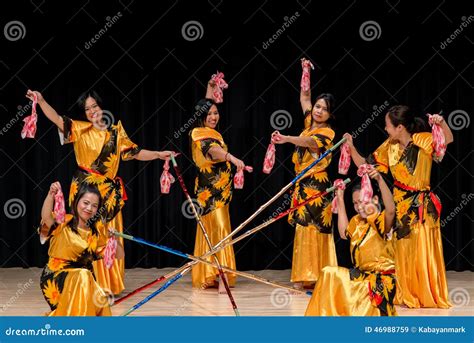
[305,266,383,316]
[192,205,236,288]
[291,224,337,283]
[394,221,451,308]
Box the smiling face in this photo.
[312,98,331,124]
[352,190,379,218]
[84,97,103,123]
[76,192,100,225]
[204,104,219,129]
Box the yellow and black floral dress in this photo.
[367,132,451,308]
[61,116,140,295]
[190,127,236,288]
[306,210,397,316]
[39,214,111,316]
[289,120,337,284]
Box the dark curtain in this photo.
[1,0,472,271]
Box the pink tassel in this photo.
[338,142,351,175]
[262,143,276,174]
[428,114,446,162]
[234,166,253,189]
[104,233,117,269]
[357,164,374,203]
[300,59,314,92]
[160,159,175,194]
[331,179,347,213]
[211,71,228,104]
[21,93,38,139]
[53,185,66,224]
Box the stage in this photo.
[1,268,472,316]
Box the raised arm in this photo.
[26,90,64,132]
[343,133,366,167]
[430,114,454,145]
[300,58,312,113]
[40,181,60,233]
[368,169,395,234]
[205,79,216,100]
[335,187,349,240]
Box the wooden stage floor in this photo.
[1,268,472,316]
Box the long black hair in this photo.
[70,183,103,236]
[308,93,336,128]
[76,89,104,120]
[188,98,218,153]
[191,98,217,129]
[387,105,429,134]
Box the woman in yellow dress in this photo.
[343,105,454,308]
[26,89,173,295]
[38,181,119,316]
[271,59,337,289]
[189,79,246,291]
[306,168,397,316]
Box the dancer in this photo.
[271,58,337,289]
[189,78,245,291]
[306,167,397,316]
[38,182,117,316]
[343,105,453,308]
[26,89,174,295]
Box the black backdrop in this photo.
[0,0,472,272]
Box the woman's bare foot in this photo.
[293,282,303,290]
[201,280,218,290]
[290,282,304,295]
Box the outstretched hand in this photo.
[26,89,43,103]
